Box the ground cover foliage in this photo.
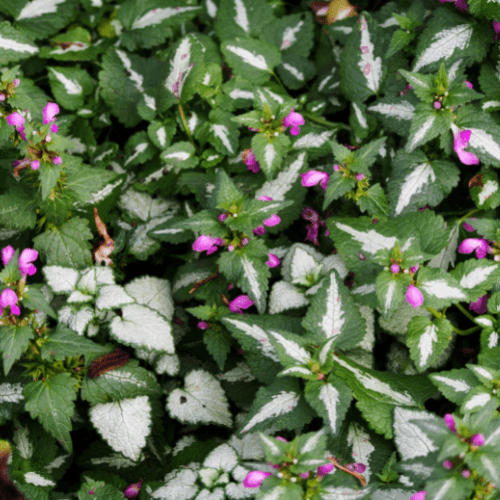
[1,0,500,499]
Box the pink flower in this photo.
[390,264,400,273]
[262,214,280,227]
[52,156,62,165]
[301,207,329,246]
[0,94,5,102]
[453,130,479,165]
[434,101,442,110]
[243,470,273,488]
[406,284,424,308]
[123,480,143,499]
[19,248,38,276]
[31,160,40,170]
[2,245,15,266]
[192,235,225,256]
[494,21,500,41]
[219,213,227,222]
[258,196,273,201]
[13,79,20,87]
[198,321,209,330]
[229,295,254,314]
[463,218,476,232]
[283,108,305,135]
[346,463,366,473]
[301,170,330,191]
[253,225,266,236]
[464,80,473,89]
[458,238,492,259]
[410,264,420,273]
[355,173,365,181]
[317,463,334,477]
[299,472,310,479]
[410,492,427,500]
[439,0,468,14]
[275,436,288,442]
[6,112,27,140]
[462,469,471,478]
[0,288,21,316]
[242,149,261,173]
[43,102,59,125]
[266,253,280,268]
[333,164,341,171]
[471,433,485,447]
[444,414,457,433]
[469,294,488,314]
[443,460,453,469]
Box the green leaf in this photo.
[277,52,317,90]
[386,29,415,59]
[405,105,442,152]
[251,133,291,181]
[376,270,411,320]
[160,141,199,171]
[0,325,34,376]
[397,69,435,102]
[147,119,177,150]
[339,12,388,103]
[469,170,500,210]
[47,66,94,111]
[322,175,356,210]
[392,13,413,31]
[411,9,490,73]
[429,368,479,404]
[32,217,93,270]
[0,186,37,230]
[220,37,281,86]
[357,183,389,217]
[22,284,57,320]
[407,317,454,373]
[367,94,417,137]
[468,0,500,20]
[388,149,460,217]
[203,329,231,371]
[450,259,500,302]
[304,377,353,436]
[23,373,77,454]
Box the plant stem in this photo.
[425,306,442,319]
[455,302,478,323]
[178,104,196,149]
[458,208,481,225]
[451,325,481,336]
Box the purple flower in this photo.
[471,433,485,447]
[301,208,329,246]
[219,213,227,222]
[283,108,305,135]
[463,218,476,232]
[346,463,366,473]
[444,414,457,433]
[0,94,5,102]
[299,472,310,479]
[464,80,473,89]
[443,460,453,469]
[462,469,471,478]
[43,102,59,125]
[198,321,209,330]
[355,173,365,181]
[52,156,62,165]
[453,130,479,165]
[123,480,143,499]
[266,253,280,268]
[258,195,273,201]
[406,284,424,308]
[229,295,254,314]
[410,492,427,500]
[434,101,442,110]
[2,245,15,266]
[469,294,488,314]
[458,238,492,259]
[410,264,420,273]
[301,170,330,191]
[390,264,400,274]
[253,225,266,236]
[0,288,21,316]
[333,164,341,171]
[243,470,273,488]
[275,436,288,442]
[192,235,225,256]
[494,20,500,41]
[13,79,20,87]
[30,160,40,170]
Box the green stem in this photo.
[455,302,478,323]
[425,306,442,319]
[452,325,481,336]
[401,356,411,374]
[302,112,350,131]
[458,208,481,226]
[178,104,196,149]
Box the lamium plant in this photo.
[1,0,500,499]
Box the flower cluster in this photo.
[2,82,62,174]
[1,245,38,319]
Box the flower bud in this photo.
[434,101,442,110]
[471,433,485,447]
[444,414,457,433]
[390,264,400,274]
